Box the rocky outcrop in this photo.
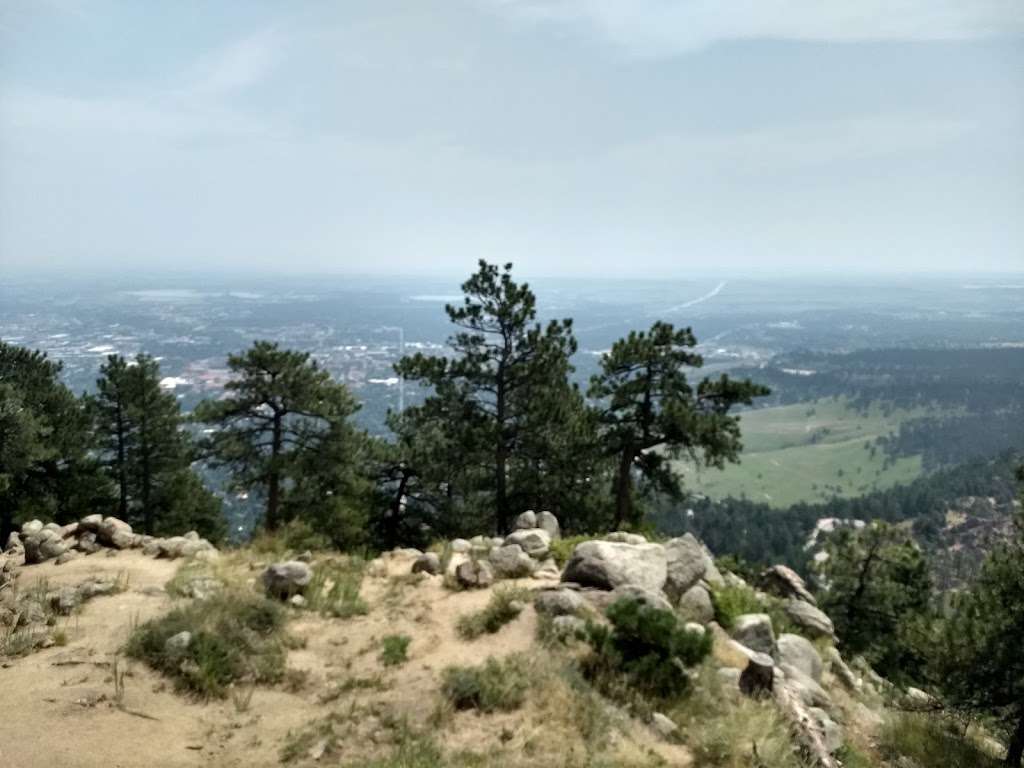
[731,613,776,655]
[534,588,586,617]
[760,564,816,605]
[775,633,823,683]
[262,561,313,599]
[664,534,708,601]
[676,583,714,624]
[505,528,551,559]
[455,559,494,589]
[783,599,835,639]
[489,544,536,579]
[411,552,441,575]
[562,540,667,593]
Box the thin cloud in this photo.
[183,29,286,98]
[487,0,1024,54]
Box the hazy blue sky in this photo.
[1,1,1022,277]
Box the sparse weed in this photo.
[125,591,288,699]
[440,654,532,713]
[455,586,531,640]
[231,680,256,713]
[379,634,411,667]
[306,557,369,619]
[878,712,1001,768]
[548,534,592,567]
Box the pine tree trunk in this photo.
[266,412,283,530]
[116,404,128,521]
[1007,711,1024,767]
[613,448,633,529]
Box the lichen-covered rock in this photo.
[676,583,714,624]
[784,599,835,639]
[504,528,551,558]
[411,552,441,575]
[776,633,823,683]
[732,613,776,655]
[535,511,561,539]
[609,584,673,613]
[489,544,535,579]
[561,540,666,593]
[761,564,817,605]
[455,559,494,589]
[664,534,708,600]
[534,588,585,616]
[262,561,313,599]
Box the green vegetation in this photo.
[679,398,925,508]
[125,592,288,698]
[879,713,1000,768]
[582,598,711,704]
[709,584,762,630]
[379,634,411,667]
[455,586,531,640]
[441,654,532,713]
[305,557,369,619]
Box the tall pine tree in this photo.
[588,321,769,528]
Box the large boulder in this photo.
[664,534,708,600]
[775,633,823,683]
[825,646,861,691]
[78,514,103,532]
[761,565,816,605]
[609,584,673,613]
[561,540,666,593]
[75,531,102,554]
[784,599,835,639]
[20,520,44,536]
[262,561,313,599]
[505,528,551,559]
[455,559,494,590]
[489,544,536,579]
[676,583,715,624]
[97,517,134,549]
[513,510,537,530]
[534,588,586,617]
[23,529,68,564]
[779,664,831,708]
[535,511,561,539]
[411,552,441,575]
[4,531,22,554]
[731,613,776,655]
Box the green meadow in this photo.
[677,398,925,508]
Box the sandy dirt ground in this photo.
[1,549,691,768]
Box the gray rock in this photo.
[449,538,472,554]
[77,579,117,599]
[54,586,81,614]
[24,529,67,564]
[180,576,223,600]
[761,564,817,605]
[183,530,200,541]
[535,511,561,539]
[157,537,188,559]
[55,550,79,566]
[739,650,775,697]
[561,540,666,593]
[651,712,678,740]
[296,550,314,563]
[775,633,823,683]
[97,517,134,549]
[531,557,561,580]
[21,520,44,536]
[262,561,313,599]
[676,583,714,624]
[903,686,938,711]
[550,615,586,639]
[784,599,835,639]
[664,534,708,600]
[684,621,707,636]
[504,528,551,558]
[702,552,725,587]
[535,588,586,616]
[489,544,536,579]
[513,510,537,530]
[5,531,22,553]
[411,552,441,575]
[610,584,673,613]
[718,667,742,687]
[75,531,102,554]
[780,663,832,708]
[732,614,776,655]
[58,522,79,539]
[455,559,494,589]
[603,531,647,545]
[78,514,103,532]
[825,646,861,691]
[808,707,844,754]
[164,630,193,654]
[289,594,307,609]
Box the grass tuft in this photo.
[455,586,531,640]
[440,654,532,713]
[878,712,1001,768]
[306,557,369,619]
[379,634,411,667]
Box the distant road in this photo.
[657,280,727,315]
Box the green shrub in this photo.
[710,584,763,630]
[878,713,1000,768]
[306,556,368,618]
[125,591,287,698]
[548,534,592,567]
[250,519,331,556]
[455,586,531,640]
[582,597,711,703]
[441,654,532,713]
[380,634,412,667]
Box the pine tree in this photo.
[195,340,363,531]
[818,521,932,681]
[91,353,221,537]
[0,342,109,542]
[395,260,578,534]
[932,468,1024,766]
[588,321,769,529]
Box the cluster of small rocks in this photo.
[4,516,218,566]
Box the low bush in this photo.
[455,586,531,640]
[878,713,1001,768]
[125,591,288,698]
[582,597,711,703]
[710,584,762,630]
[548,534,592,567]
[379,634,412,667]
[440,654,532,713]
[249,519,332,556]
